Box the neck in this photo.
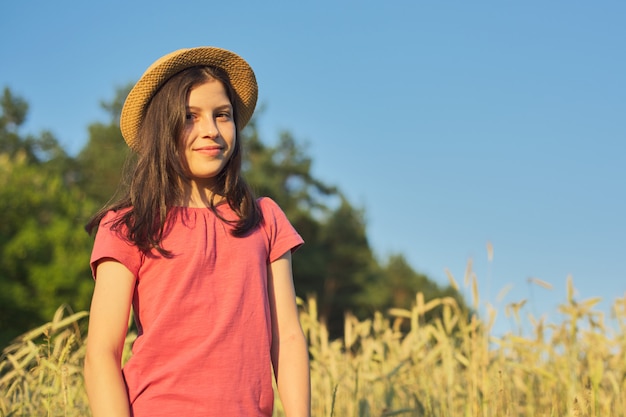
[179,180,224,208]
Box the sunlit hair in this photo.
[86,66,261,255]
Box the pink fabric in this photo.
[90,198,303,416]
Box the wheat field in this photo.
[2,272,625,416]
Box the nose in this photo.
[199,116,219,138]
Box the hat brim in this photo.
[120,46,258,150]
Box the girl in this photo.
[83,47,311,417]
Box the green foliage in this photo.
[243,126,337,214]
[0,87,29,158]
[313,197,380,334]
[76,122,131,206]
[0,89,96,347]
[0,151,95,346]
[76,83,133,206]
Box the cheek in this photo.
[178,125,194,149]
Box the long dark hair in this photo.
[86,66,261,255]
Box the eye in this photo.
[216,111,232,120]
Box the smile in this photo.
[194,146,223,156]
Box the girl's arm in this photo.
[268,251,311,417]
[84,259,136,417]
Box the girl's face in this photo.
[180,79,236,199]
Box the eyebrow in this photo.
[185,103,233,111]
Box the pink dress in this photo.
[90,198,303,416]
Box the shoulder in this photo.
[257,197,282,213]
[92,208,136,247]
[257,197,291,224]
[254,197,304,260]
[97,208,131,231]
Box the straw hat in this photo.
[120,46,258,150]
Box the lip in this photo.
[194,145,223,156]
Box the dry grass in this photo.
[2,277,625,416]
[0,306,89,417]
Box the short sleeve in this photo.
[90,210,143,279]
[258,198,304,263]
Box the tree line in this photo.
[0,85,469,348]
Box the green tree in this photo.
[76,84,133,206]
[0,88,96,346]
[0,87,29,158]
[0,87,73,169]
[314,197,382,334]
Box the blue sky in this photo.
[3,0,625,336]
